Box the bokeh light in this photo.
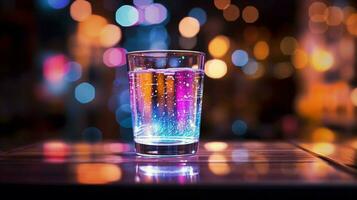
[292,49,308,69]
[223,4,240,21]
[133,0,153,8]
[47,0,70,9]
[76,164,121,184]
[309,2,327,22]
[179,36,197,49]
[144,3,167,24]
[350,88,357,106]
[280,36,298,55]
[253,41,269,60]
[231,120,247,136]
[231,50,249,67]
[325,6,343,26]
[204,59,227,79]
[309,21,328,34]
[208,154,231,176]
[311,49,334,72]
[242,6,259,23]
[70,0,92,22]
[99,24,122,47]
[188,7,207,26]
[204,142,228,151]
[82,127,102,142]
[115,5,139,27]
[214,0,231,10]
[208,35,230,58]
[43,141,69,158]
[78,15,107,39]
[273,62,294,79]
[179,17,200,38]
[43,54,69,83]
[64,61,82,82]
[103,48,126,67]
[242,59,258,76]
[75,82,95,104]
[311,127,336,142]
[311,143,336,156]
[346,14,357,36]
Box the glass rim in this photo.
[126,50,205,57]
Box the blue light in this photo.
[119,90,130,103]
[75,82,95,104]
[119,104,131,113]
[232,50,249,67]
[82,127,102,142]
[232,120,248,136]
[149,26,168,42]
[47,0,69,9]
[64,61,82,82]
[150,41,168,50]
[115,5,139,27]
[188,7,207,26]
[115,108,132,128]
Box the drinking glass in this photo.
[127,50,205,156]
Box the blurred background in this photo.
[1,0,357,148]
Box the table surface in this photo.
[1,140,357,188]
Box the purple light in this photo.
[144,3,167,24]
[133,0,153,8]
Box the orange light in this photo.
[253,41,269,60]
[343,6,355,24]
[208,35,230,58]
[208,154,231,176]
[214,0,231,10]
[204,142,228,151]
[311,48,334,72]
[76,164,121,184]
[346,14,357,36]
[78,15,108,39]
[242,6,259,23]
[204,59,227,79]
[223,4,239,21]
[273,62,294,79]
[178,17,200,38]
[311,127,336,142]
[280,36,298,55]
[70,0,92,22]
[350,88,357,106]
[325,6,343,26]
[292,49,308,69]
[308,21,328,34]
[309,2,327,22]
[99,24,122,47]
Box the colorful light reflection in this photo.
[103,48,126,67]
[43,54,69,83]
[76,163,121,184]
[74,82,95,104]
[115,5,139,27]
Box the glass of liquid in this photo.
[127,50,205,156]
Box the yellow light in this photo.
[311,143,335,156]
[292,49,308,69]
[78,15,108,39]
[242,6,259,23]
[214,0,231,10]
[325,6,343,26]
[311,127,336,142]
[204,142,228,151]
[178,17,200,38]
[223,4,239,21]
[76,164,121,184]
[309,2,327,22]
[311,49,334,72]
[253,41,269,60]
[346,14,357,36]
[208,35,230,58]
[208,154,231,176]
[204,59,227,79]
[70,0,92,22]
[280,36,298,55]
[350,88,357,106]
[99,24,122,47]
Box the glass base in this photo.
[135,141,199,156]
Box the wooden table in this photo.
[1,141,356,197]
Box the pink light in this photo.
[43,54,69,83]
[43,141,70,158]
[103,47,126,67]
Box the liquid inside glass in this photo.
[129,68,204,148]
